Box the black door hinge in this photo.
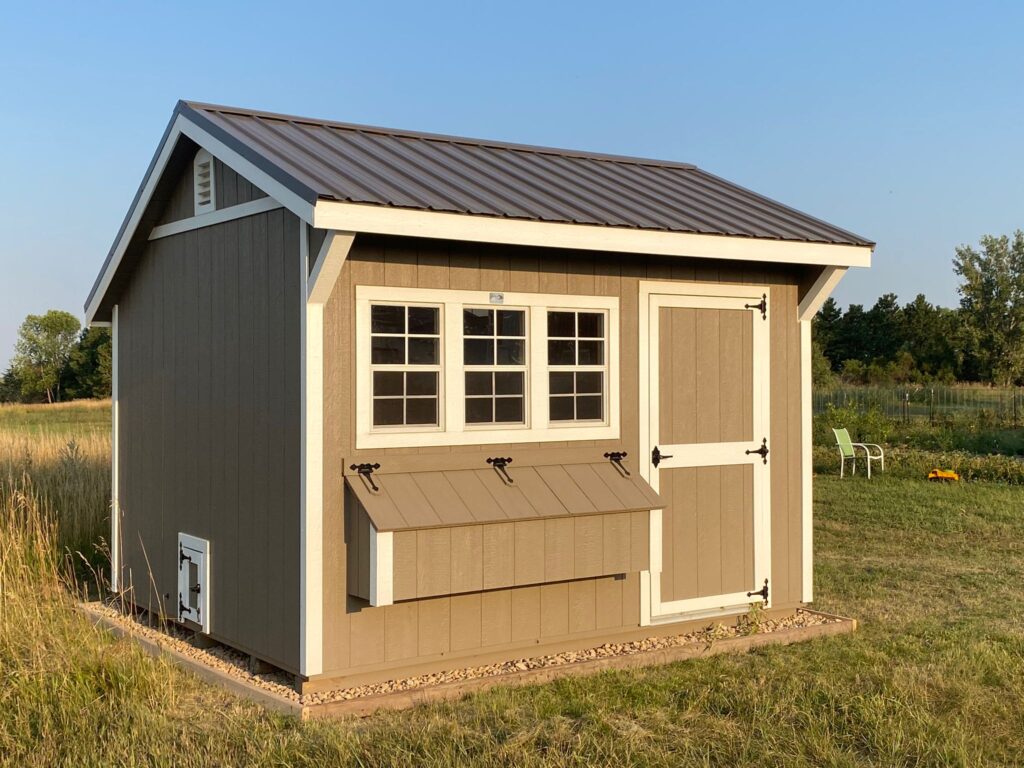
[747,578,769,603]
[651,446,673,468]
[603,451,630,475]
[745,437,769,464]
[745,293,767,320]
[350,462,381,491]
[487,457,514,484]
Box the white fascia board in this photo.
[313,201,873,269]
[798,266,848,321]
[85,114,315,325]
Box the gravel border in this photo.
[84,601,840,707]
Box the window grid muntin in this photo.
[370,302,443,429]
[547,309,608,424]
[464,306,528,426]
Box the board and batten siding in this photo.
[117,207,302,672]
[319,234,808,682]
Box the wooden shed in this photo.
[85,101,873,691]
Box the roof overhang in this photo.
[86,103,872,324]
[313,200,873,269]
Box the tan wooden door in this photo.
[640,284,771,621]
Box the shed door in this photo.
[642,286,771,621]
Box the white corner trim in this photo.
[86,112,315,324]
[801,320,814,602]
[314,201,874,269]
[798,266,848,321]
[369,527,394,607]
[308,231,355,303]
[148,197,283,240]
[110,305,120,592]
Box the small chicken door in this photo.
[177,533,210,633]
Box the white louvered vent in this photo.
[193,148,216,213]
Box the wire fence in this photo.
[813,386,1024,427]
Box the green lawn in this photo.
[2,402,1024,766]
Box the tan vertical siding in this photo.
[117,207,302,672]
[315,235,805,681]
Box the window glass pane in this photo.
[405,398,438,425]
[495,371,523,395]
[548,339,575,365]
[373,398,403,426]
[577,340,604,365]
[463,308,493,336]
[498,310,525,337]
[407,306,439,335]
[371,305,404,333]
[371,336,404,364]
[407,337,439,364]
[465,398,493,424]
[373,371,403,397]
[466,372,493,395]
[547,311,575,337]
[577,312,604,338]
[576,371,602,394]
[495,397,524,423]
[550,371,574,394]
[496,339,525,365]
[464,338,494,365]
[406,371,437,396]
[576,395,603,420]
[549,396,575,421]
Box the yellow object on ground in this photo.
[928,469,960,482]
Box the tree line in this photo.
[816,230,1024,388]
[1,310,111,403]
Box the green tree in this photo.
[0,366,22,403]
[63,327,112,399]
[954,231,1024,385]
[830,304,870,365]
[11,310,81,403]
[865,293,904,362]
[813,298,843,370]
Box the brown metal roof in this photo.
[179,101,873,247]
[346,462,663,532]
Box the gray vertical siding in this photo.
[117,207,302,672]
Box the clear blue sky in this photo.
[2,1,1023,367]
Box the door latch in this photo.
[745,438,769,464]
[744,293,767,320]
[747,578,769,604]
[651,446,673,468]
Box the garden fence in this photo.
[813,386,1024,427]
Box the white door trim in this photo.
[638,281,772,625]
[110,305,121,592]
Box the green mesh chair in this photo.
[832,427,885,479]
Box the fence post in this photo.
[1016,388,1020,428]
[929,388,935,425]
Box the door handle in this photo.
[652,446,673,468]
[745,438,769,464]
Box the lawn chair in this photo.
[832,428,885,479]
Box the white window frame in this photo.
[356,286,620,448]
[462,305,529,428]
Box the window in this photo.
[193,149,216,212]
[464,308,527,425]
[356,287,619,448]
[547,311,606,422]
[369,304,441,428]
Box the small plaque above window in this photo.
[489,292,504,304]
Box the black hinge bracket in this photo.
[651,446,673,468]
[179,543,192,566]
[745,437,769,464]
[747,578,769,603]
[350,462,381,492]
[487,457,514,484]
[745,293,767,320]
[603,451,630,475]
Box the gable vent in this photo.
[193,148,216,213]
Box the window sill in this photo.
[357,422,619,449]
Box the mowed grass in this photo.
[2,401,1024,766]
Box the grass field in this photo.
[2,401,1024,766]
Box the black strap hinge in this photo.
[747,578,769,603]
[350,462,381,491]
[603,451,630,475]
[745,293,767,320]
[487,457,514,484]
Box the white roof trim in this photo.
[85,113,315,324]
[313,200,873,269]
